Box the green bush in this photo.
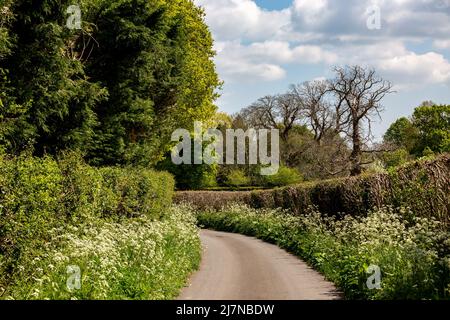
[158,155,218,190]
[98,166,174,220]
[174,190,253,211]
[0,155,63,256]
[57,152,115,221]
[226,169,251,187]
[253,154,450,224]
[0,153,175,294]
[261,166,303,187]
[381,148,411,169]
[198,205,450,300]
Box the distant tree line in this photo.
[171,66,449,190]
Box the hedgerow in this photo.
[176,154,450,225]
[0,153,201,299]
[3,205,200,300]
[198,205,450,300]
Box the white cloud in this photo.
[333,40,450,87]
[217,59,286,82]
[214,41,286,81]
[434,39,450,49]
[194,0,290,42]
[213,40,337,82]
[336,41,408,63]
[378,52,450,87]
[292,0,331,26]
[196,0,450,43]
[243,41,337,64]
[195,0,450,87]
[289,0,450,40]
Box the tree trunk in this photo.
[281,130,289,144]
[350,121,362,176]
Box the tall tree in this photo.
[0,0,23,151]
[86,0,220,166]
[384,117,419,153]
[0,1,13,59]
[240,94,302,143]
[0,0,220,164]
[0,0,107,155]
[290,80,334,144]
[330,66,393,175]
[412,104,450,155]
[384,104,450,157]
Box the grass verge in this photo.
[197,205,450,300]
[1,206,201,300]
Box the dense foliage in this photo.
[384,104,450,157]
[1,0,448,302]
[0,153,189,298]
[0,0,220,165]
[198,205,450,300]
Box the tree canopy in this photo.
[384,117,419,153]
[412,104,450,155]
[384,104,450,157]
[0,0,220,165]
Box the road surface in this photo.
[178,229,341,300]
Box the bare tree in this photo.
[238,65,393,178]
[277,93,303,142]
[330,66,393,176]
[240,94,302,143]
[240,95,278,130]
[290,80,334,144]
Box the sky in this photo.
[194,0,450,140]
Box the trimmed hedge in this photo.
[175,154,450,224]
[175,190,252,211]
[0,153,174,288]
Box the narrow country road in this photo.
[178,230,341,300]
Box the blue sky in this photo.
[255,0,292,10]
[195,0,450,140]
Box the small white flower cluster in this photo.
[5,206,201,300]
[0,6,9,17]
